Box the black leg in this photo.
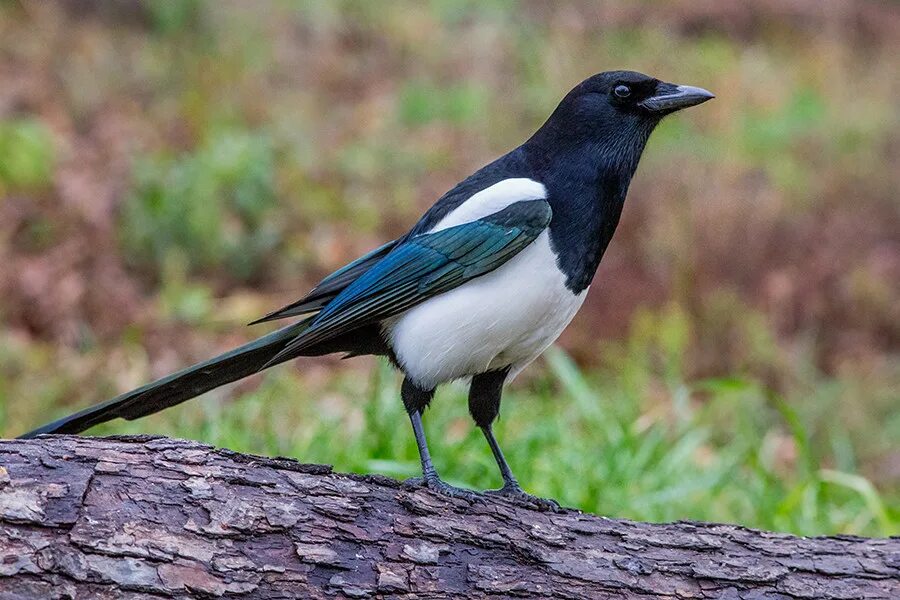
[469,369,560,511]
[468,368,515,487]
[402,377,475,500]
[481,423,520,490]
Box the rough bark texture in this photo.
[0,436,897,599]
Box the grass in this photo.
[4,311,893,539]
[81,351,898,537]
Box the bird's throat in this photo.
[537,129,652,294]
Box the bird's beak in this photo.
[639,83,715,114]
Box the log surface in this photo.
[0,436,897,599]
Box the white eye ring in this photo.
[614,85,631,99]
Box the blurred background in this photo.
[0,0,897,536]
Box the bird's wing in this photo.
[250,239,400,324]
[266,198,551,365]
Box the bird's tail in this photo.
[18,319,313,438]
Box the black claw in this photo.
[484,483,561,512]
[405,475,478,501]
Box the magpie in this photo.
[21,71,713,508]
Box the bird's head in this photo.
[528,70,714,172]
[549,70,714,132]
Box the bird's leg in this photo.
[480,423,522,492]
[469,369,560,512]
[479,424,558,510]
[402,378,475,500]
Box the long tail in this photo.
[19,319,312,438]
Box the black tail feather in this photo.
[18,320,312,438]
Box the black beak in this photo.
[639,83,715,114]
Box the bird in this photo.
[21,70,713,509]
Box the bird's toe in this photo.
[404,475,478,501]
[484,483,561,512]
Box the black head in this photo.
[527,70,714,167]
[569,70,714,117]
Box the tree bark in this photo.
[0,436,896,599]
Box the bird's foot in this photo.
[405,474,478,501]
[485,482,561,512]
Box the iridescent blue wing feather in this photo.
[266,199,551,364]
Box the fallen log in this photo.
[0,435,896,599]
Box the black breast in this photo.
[540,159,631,294]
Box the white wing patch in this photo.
[429,178,547,233]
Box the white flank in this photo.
[429,178,547,232]
[386,231,586,390]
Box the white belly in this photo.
[385,232,586,390]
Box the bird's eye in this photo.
[613,85,631,99]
